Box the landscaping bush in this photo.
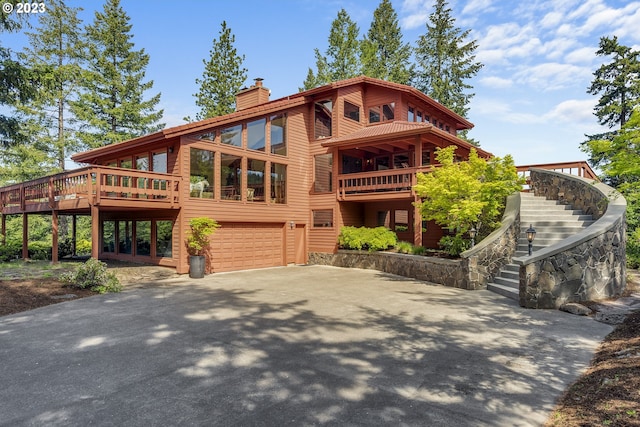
[76,239,92,255]
[439,235,469,256]
[0,240,21,262]
[338,226,397,252]
[28,242,52,260]
[627,228,640,269]
[395,241,413,254]
[60,258,122,294]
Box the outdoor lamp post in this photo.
[526,224,536,256]
[469,227,477,248]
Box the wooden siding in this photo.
[175,105,311,274]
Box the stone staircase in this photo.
[487,192,595,300]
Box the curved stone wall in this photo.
[516,169,626,309]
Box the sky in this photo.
[3,0,640,167]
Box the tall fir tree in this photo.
[414,0,483,120]
[72,0,163,148]
[189,21,247,121]
[587,36,640,130]
[360,0,413,85]
[302,9,361,90]
[17,0,83,172]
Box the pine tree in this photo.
[414,0,483,119]
[0,3,37,150]
[302,9,360,90]
[72,0,163,148]
[189,21,247,121]
[587,36,640,129]
[360,0,412,84]
[18,0,83,171]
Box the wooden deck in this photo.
[0,166,182,215]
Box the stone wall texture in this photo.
[518,169,627,309]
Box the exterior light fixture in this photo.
[289,221,295,229]
[526,224,536,256]
[469,227,477,248]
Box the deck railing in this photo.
[0,166,181,212]
[337,166,434,199]
[516,161,598,183]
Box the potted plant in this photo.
[186,217,220,278]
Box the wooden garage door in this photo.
[211,223,284,272]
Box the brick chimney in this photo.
[236,78,270,111]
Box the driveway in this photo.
[0,266,612,426]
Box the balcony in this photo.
[0,166,182,214]
[336,166,433,201]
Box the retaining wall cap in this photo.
[514,170,626,266]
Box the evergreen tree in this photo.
[189,21,247,121]
[18,0,83,171]
[302,9,360,90]
[360,0,412,84]
[72,0,163,148]
[587,36,640,130]
[0,3,37,151]
[414,0,482,119]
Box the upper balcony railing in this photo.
[0,166,182,213]
[337,166,434,200]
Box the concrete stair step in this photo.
[493,276,519,288]
[487,282,519,300]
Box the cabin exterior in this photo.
[0,76,493,274]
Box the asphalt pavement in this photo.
[0,265,613,426]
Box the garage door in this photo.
[211,223,284,272]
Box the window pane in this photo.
[393,153,411,169]
[247,118,266,151]
[152,151,167,173]
[221,124,242,147]
[271,163,286,204]
[221,153,242,200]
[383,102,395,121]
[190,148,214,199]
[270,114,286,156]
[198,132,216,142]
[344,101,360,122]
[136,220,151,256]
[314,100,332,139]
[418,111,423,122]
[247,158,265,202]
[369,106,380,123]
[422,151,431,165]
[156,220,173,258]
[408,107,415,122]
[314,154,333,192]
[118,220,132,254]
[313,210,333,228]
[102,220,115,253]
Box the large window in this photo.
[136,221,151,256]
[247,158,265,202]
[344,101,360,122]
[314,99,333,139]
[156,220,173,258]
[247,118,266,152]
[190,148,214,199]
[314,154,333,193]
[221,153,242,200]
[270,114,286,156]
[369,102,395,123]
[313,210,333,228]
[271,163,286,204]
[221,124,242,147]
[152,151,167,173]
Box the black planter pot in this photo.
[189,255,206,278]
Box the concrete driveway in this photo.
[0,266,612,426]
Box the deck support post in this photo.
[51,210,59,264]
[91,205,99,259]
[413,136,423,248]
[22,213,28,260]
[72,215,77,256]
[1,213,5,246]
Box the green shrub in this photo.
[395,241,414,254]
[60,258,122,294]
[58,238,74,258]
[439,235,469,257]
[28,242,51,260]
[412,245,426,255]
[338,226,397,252]
[627,228,640,269]
[0,240,22,262]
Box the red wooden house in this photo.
[0,76,492,274]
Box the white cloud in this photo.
[540,11,563,28]
[461,0,494,15]
[543,99,595,123]
[564,46,597,64]
[400,0,430,29]
[514,62,591,91]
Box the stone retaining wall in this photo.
[516,169,626,308]
[309,193,521,291]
